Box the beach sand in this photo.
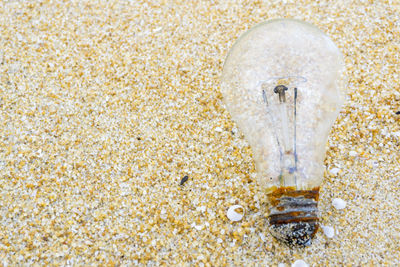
[0,1,399,265]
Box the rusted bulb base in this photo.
[269,220,318,247]
[267,187,320,247]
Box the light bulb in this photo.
[221,19,346,246]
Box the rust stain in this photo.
[267,186,320,207]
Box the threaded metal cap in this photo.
[268,187,320,247]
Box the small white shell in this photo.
[321,225,335,238]
[329,167,340,176]
[332,198,347,210]
[227,205,244,222]
[291,259,309,267]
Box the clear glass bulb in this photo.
[221,19,346,246]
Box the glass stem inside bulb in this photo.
[278,102,296,187]
[274,85,297,187]
[278,103,291,153]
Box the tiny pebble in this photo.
[392,131,400,137]
[349,151,357,157]
[329,167,340,176]
[258,232,266,242]
[191,223,203,231]
[197,206,206,213]
[227,205,244,222]
[321,225,335,238]
[215,126,223,132]
[332,198,347,209]
[202,137,210,144]
[291,260,309,267]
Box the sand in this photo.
[0,0,399,266]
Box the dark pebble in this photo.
[180,175,189,185]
